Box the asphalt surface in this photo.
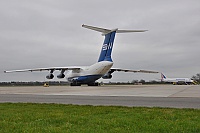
[0,85,200,109]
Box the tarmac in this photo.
[0,85,200,108]
[0,85,199,97]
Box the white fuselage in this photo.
[65,61,113,83]
[162,78,193,83]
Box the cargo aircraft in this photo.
[161,73,196,85]
[4,24,158,86]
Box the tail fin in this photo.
[82,24,147,62]
[98,31,116,62]
[161,73,166,81]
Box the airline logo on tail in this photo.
[161,73,166,80]
[102,43,113,51]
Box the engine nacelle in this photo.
[102,73,112,79]
[46,73,54,79]
[57,73,65,79]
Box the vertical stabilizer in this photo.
[161,73,166,81]
[82,24,147,62]
[98,31,116,62]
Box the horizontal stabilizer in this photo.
[117,30,148,33]
[82,24,110,34]
[82,24,147,35]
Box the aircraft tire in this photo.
[70,83,81,86]
[87,82,100,86]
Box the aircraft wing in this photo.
[4,67,82,73]
[109,68,159,74]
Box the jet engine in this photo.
[57,69,65,79]
[102,73,112,79]
[46,73,54,79]
[57,73,65,79]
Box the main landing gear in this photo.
[87,82,100,86]
[70,83,81,86]
[70,82,100,86]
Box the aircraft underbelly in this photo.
[66,61,113,83]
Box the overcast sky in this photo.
[0,0,199,82]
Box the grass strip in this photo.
[0,103,199,133]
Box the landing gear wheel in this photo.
[87,82,100,86]
[70,83,81,86]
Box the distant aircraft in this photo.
[4,24,158,86]
[161,73,196,85]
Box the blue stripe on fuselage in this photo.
[68,74,103,84]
